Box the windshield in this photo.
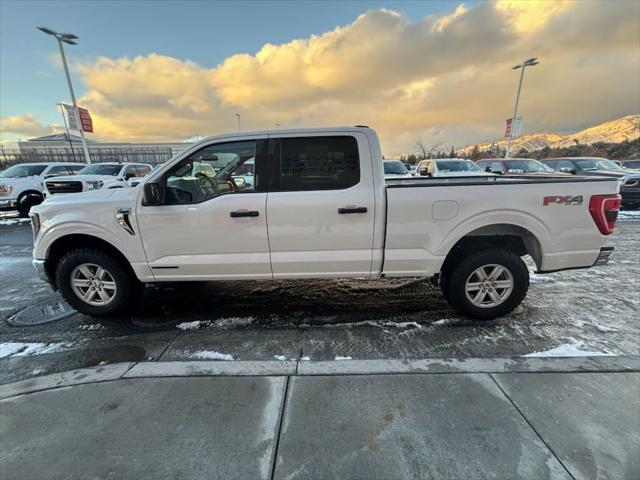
[384,161,408,174]
[596,159,623,170]
[504,160,553,173]
[435,160,481,172]
[573,158,621,171]
[77,164,122,176]
[0,164,47,178]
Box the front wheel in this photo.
[445,248,529,320]
[55,248,141,317]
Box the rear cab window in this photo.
[269,136,360,191]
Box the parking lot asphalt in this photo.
[1,212,639,384]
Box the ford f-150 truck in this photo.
[30,127,621,319]
[44,162,152,196]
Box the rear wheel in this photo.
[17,192,43,217]
[55,248,141,317]
[445,248,529,320]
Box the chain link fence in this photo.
[0,147,183,170]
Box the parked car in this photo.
[383,160,412,178]
[0,162,85,216]
[539,157,626,177]
[44,162,152,196]
[619,173,640,209]
[476,158,556,175]
[540,157,639,208]
[620,160,640,171]
[415,158,492,177]
[31,127,620,320]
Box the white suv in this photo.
[44,162,152,196]
[0,162,85,216]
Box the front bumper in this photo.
[0,198,17,209]
[33,258,52,284]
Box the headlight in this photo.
[30,213,41,240]
[86,180,104,190]
[0,184,12,196]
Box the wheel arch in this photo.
[17,189,44,200]
[45,233,136,288]
[440,223,543,277]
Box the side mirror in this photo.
[484,166,492,173]
[143,182,165,206]
[419,167,429,176]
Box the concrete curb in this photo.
[0,362,135,400]
[123,360,297,378]
[1,356,638,400]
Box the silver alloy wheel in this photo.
[464,263,514,308]
[70,263,117,306]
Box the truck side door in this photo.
[265,133,376,278]
[136,136,272,279]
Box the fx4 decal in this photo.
[543,195,584,206]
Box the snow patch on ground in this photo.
[334,356,352,360]
[618,210,640,220]
[176,320,210,331]
[432,318,459,327]
[594,324,618,333]
[529,272,555,284]
[78,324,105,330]
[0,342,68,359]
[191,350,234,360]
[273,355,288,361]
[523,339,615,357]
[300,356,311,361]
[0,218,30,225]
[382,321,423,329]
[213,316,254,329]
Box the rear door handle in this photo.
[338,206,368,214]
[230,210,260,218]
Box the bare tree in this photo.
[416,137,441,159]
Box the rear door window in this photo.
[270,136,360,191]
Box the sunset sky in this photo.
[1,0,638,156]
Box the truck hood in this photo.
[0,176,41,188]
[45,174,120,183]
[34,185,137,212]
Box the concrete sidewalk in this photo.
[1,357,639,480]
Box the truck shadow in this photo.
[128,277,455,329]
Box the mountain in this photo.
[457,114,640,156]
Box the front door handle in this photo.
[230,210,260,218]
[338,206,368,214]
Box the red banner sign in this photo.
[77,107,93,133]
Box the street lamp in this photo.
[505,57,539,159]
[37,26,92,164]
[234,113,242,131]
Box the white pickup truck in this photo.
[0,162,85,216]
[30,127,621,319]
[44,162,152,196]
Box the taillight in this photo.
[589,194,621,235]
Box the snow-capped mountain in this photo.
[458,114,639,156]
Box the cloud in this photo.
[0,114,60,139]
[4,0,639,155]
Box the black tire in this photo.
[55,248,141,317]
[439,270,451,302]
[17,192,43,217]
[445,248,529,320]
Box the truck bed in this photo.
[385,174,618,188]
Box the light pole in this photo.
[234,113,242,131]
[37,26,92,164]
[505,57,539,159]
